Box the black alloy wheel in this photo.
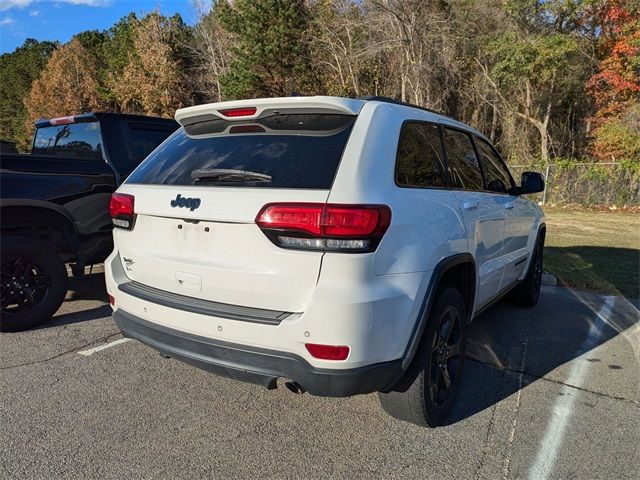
[378,286,467,427]
[531,241,543,301]
[428,304,463,411]
[1,256,52,313]
[0,238,68,332]
[511,232,545,308]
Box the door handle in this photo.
[504,202,514,209]
[462,201,479,210]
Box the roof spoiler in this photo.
[174,96,365,128]
[35,113,98,129]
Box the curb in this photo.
[542,273,558,287]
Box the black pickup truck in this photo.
[1,112,178,331]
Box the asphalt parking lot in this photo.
[1,273,639,479]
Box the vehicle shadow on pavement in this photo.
[446,286,639,425]
[66,271,109,303]
[33,271,111,330]
[40,304,113,329]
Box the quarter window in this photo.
[395,123,446,188]
[442,128,483,190]
[476,137,513,194]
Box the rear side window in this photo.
[442,128,483,191]
[32,122,103,160]
[475,137,514,194]
[125,123,177,162]
[395,122,446,188]
[126,114,355,189]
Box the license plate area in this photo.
[176,221,214,255]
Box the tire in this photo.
[510,232,545,308]
[378,287,467,427]
[0,237,68,332]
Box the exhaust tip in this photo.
[284,381,306,395]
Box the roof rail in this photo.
[359,96,456,121]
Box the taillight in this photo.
[305,343,350,361]
[49,115,76,126]
[218,107,257,118]
[255,203,391,253]
[109,193,135,230]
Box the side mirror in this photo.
[519,171,545,194]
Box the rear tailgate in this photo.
[114,186,328,312]
[113,97,364,313]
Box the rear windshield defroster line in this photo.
[126,114,356,189]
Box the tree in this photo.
[0,39,57,150]
[310,0,374,97]
[24,39,107,137]
[218,0,317,98]
[188,1,232,103]
[103,13,138,78]
[110,12,191,116]
[587,0,640,161]
[488,32,590,161]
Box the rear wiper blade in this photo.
[191,168,272,182]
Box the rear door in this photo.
[115,112,356,313]
[442,126,505,308]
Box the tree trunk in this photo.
[490,102,498,143]
[517,80,552,162]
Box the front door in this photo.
[474,136,533,291]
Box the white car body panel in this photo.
[105,95,545,385]
[113,185,329,312]
[175,96,366,123]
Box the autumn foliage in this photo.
[110,13,190,117]
[25,39,107,130]
[587,0,640,161]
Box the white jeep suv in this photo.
[105,96,545,427]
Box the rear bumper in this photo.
[114,308,403,397]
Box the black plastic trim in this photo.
[118,281,293,325]
[400,253,476,370]
[114,309,403,397]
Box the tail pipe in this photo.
[284,381,306,395]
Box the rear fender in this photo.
[400,253,476,371]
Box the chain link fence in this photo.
[509,162,640,207]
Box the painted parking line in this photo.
[527,295,616,480]
[77,338,132,357]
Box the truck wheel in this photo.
[0,238,68,332]
[510,234,544,308]
[379,287,466,427]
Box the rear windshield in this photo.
[126,114,355,189]
[32,122,103,160]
